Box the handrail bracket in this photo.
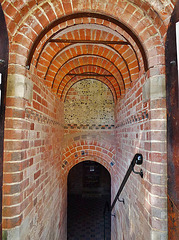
[132,167,143,178]
[118,197,125,204]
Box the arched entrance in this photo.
[67,161,111,239]
[1,1,175,239]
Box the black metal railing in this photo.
[103,153,143,240]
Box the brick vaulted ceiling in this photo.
[29,15,143,102]
[1,0,175,102]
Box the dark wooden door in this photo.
[165,0,179,239]
[0,3,8,240]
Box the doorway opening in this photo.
[67,161,111,240]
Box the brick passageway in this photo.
[67,195,111,240]
[0,0,175,239]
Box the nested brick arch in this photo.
[30,18,141,101]
[60,65,118,102]
[29,17,143,71]
[63,76,116,102]
[64,156,114,179]
[26,12,149,72]
[36,42,136,100]
[3,1,171,67]
[62,138,116,175]
[1,0,173,102]
[39,41,136,82]
[51,54,125,94]
[35,23,131,67]
[34,23,139,76]
[2,0,172,40]
[42,44,131,79]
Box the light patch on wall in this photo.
[64,79,114,126]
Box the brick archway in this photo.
[3,1,170,103]
[61,66,118,102]
[62,138,116,176]
[65,156,113,178]
[1,1,176,239]
[67,159,111,238]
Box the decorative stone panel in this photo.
[64,79,114,128]
[7,74,33,102]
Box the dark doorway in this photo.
[67,161,111,240]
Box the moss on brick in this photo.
[2,230,7,240]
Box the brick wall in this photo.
[3,72,65,240]
[112,72,167,240]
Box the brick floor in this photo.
[67,195,111,240]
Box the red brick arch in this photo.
[3,0,170,40]
[51,55,125,95]
[2,0,171,79]
[35,23,139,81]
[42,45,131,78]
[61,75,118,102]
[1,0,175,237]
[2,0,171,103]
[59,64,120,101]
[28,12,148,72]
[37,43,135,94]
[64,156,113,178]
[37,42,136,79]
[62,138,116,175]
[31,18,141,71]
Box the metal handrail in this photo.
[111,153,143,211]
[103,153,143,239]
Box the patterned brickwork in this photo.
[62,135,115,165]
[25,107,63,127]
[64,79,114,127]
[64,124,115,130]
[0,1,174,240]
